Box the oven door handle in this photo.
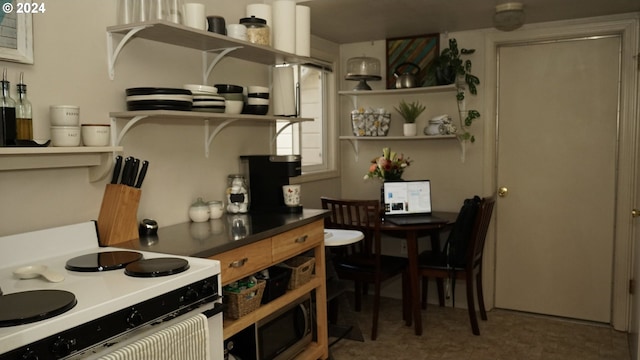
[203,301,226,318]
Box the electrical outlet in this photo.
[400,239,408,256]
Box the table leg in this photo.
[429,230,445,306]
[405,230,422,335]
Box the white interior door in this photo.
[494,36,620,322]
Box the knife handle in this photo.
[111,155,123,184]
[128,158,139,186]
[135,160,149,188]
[120,156,133,185]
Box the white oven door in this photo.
[74,302,224,360]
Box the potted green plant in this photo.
[394,100,426,136]
[431,38,481,160]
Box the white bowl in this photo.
[81,124,110,146]
[248,85,269,94]
[184,84,218,94]
[224,100,243,114]
[50,105,80,126]
[247,97,269,106]
[51,126,81,147]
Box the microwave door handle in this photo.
[297,303,310,336]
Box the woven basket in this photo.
[278,256,315,290]
[223,279,266,319]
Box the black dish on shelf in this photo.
[243,104,268,115]
[247,92,269,99]
[127,100,193,111]
[214,84,243,93]
[125,87,192,96]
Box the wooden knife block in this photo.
[97,184,141,246]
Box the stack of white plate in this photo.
[126,88,193,111]
[184,84,226,113]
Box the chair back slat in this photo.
[321,197,381,265]
[467,195,496,270]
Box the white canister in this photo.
[208,200,224,219]
[50,105,80,126]
[226,24,247,41]
[189,197,210,222]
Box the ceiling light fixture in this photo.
[494,2,525,31]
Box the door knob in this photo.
[632,209,640,218]
[498,187,508,197]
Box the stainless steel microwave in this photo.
[227,294,313,360]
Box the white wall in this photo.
[338,32,486,213]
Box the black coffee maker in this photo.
[241,155,302,213]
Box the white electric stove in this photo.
[0,221,223,360]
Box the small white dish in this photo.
[50,105,80,126]
[184,84,218,94]
[81,124,110,147]
[51,126,81,147]
[224,100,244,114]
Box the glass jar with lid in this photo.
[226,174,249,213]
[239,16,270,46]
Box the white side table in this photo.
[324,228,365,350]
[324,229,364,247]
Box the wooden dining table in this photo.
[380,211,457,336]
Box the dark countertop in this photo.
[115,209,329,258]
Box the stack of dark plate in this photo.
[185,84,225,113]
[244,85,269,115]
[126,88,193,111]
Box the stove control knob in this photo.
[183,287,199,303]
[127,309,144,327]
[51,337,73,357]
[201,281,215,296]
[20,350,38,360]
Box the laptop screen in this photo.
[383,180,432,216]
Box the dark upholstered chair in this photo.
[321,197,408,340]
[418,195,495,335]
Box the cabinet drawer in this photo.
[272,220,323,263]
[213,239,272,285]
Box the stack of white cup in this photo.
[50,105,81,147]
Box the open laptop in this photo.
[382,180,444,225]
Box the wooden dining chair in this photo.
[418,195,495,335]
[321,197,409,340]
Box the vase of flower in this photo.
[364,147,412,182]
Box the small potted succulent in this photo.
[394,100,426,136]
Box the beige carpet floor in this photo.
[329,293,630,360]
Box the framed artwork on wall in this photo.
[0,0,34,64]
[386,33,439,89]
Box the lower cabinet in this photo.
[210,219,328,360]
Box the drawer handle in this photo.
[229,258,248,268]
[295,235,308,243]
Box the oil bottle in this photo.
[16,72,32,140]
[0,68,16,146]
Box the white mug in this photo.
[282,185,301,206]
[183,3,206,30]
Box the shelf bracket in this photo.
[202,46,243,84]
[112,115,150,146]
[107,25,152,80]
[88,152,117,182]
[344,138,360,161]
[270,121,296,149]
[204,118,240,158]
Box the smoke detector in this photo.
[494,2,525,31]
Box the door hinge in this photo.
[630,279,635,295]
